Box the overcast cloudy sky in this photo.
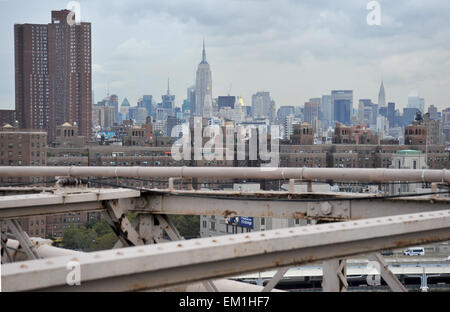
[1,0,450,111]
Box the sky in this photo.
[1,0,450,111]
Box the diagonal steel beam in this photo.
[261,267,290,292]
[154,215,183,242]
[6,220,40,260]
[367,252,407,292]
[1,221,13,263]
[103,199,144,247]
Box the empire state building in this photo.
[195,40,212,116]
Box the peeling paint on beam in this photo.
[145,192,450,220]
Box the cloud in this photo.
[1,0,450,110]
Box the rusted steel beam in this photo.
[145,190,450,220]
[0,189,140,218]
[0,188,448,220]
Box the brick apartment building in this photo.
[0,110,16,126]
[14,10,91,141]
[0,124,48,237]
[291,123,314,145]
[333,123,379,144]
[405,113,441,145]
[0,123,47,183]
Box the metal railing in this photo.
[0,166,449,183]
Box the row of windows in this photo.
[201,220,253,234]
[97,160,190,166]
[50,162,84,166]
[30,219,45,226]
[0,160,22,165]
[29,228,45,236]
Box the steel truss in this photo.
[1,185,449,292]
[1,165,450,292]
[2,209,450,292]
[1,188,449,221]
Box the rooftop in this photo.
[396,149,422,155]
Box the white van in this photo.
[404,247,425,256]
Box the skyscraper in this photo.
[403,107,420,127]
[142,95,153,118]
[195,40,212,116]
[331,90,353,126]
[357,99,377,127]
[304,101,319,125]
[109,94,119,124]
[428,104,438,120]
[378,81,386,108]
[120,97,130,120]
[203,94,213,118]
[218,96,236,110]
[185,86,196,114]
[407,90,425,114]
[15,10,92,140]
[276,106,295,123]
[387,102,396,128]
[162,79,175,115]
[321,95,332,127]
[252,91,275,122]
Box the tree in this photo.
[60,214,199,251]
[61,220,117,251]
[94,232,117,250]
[167,215,200,239]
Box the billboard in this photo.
[225,216,254,229]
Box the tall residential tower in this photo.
[14,10,92,140]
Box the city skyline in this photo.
[1,0,450,111]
